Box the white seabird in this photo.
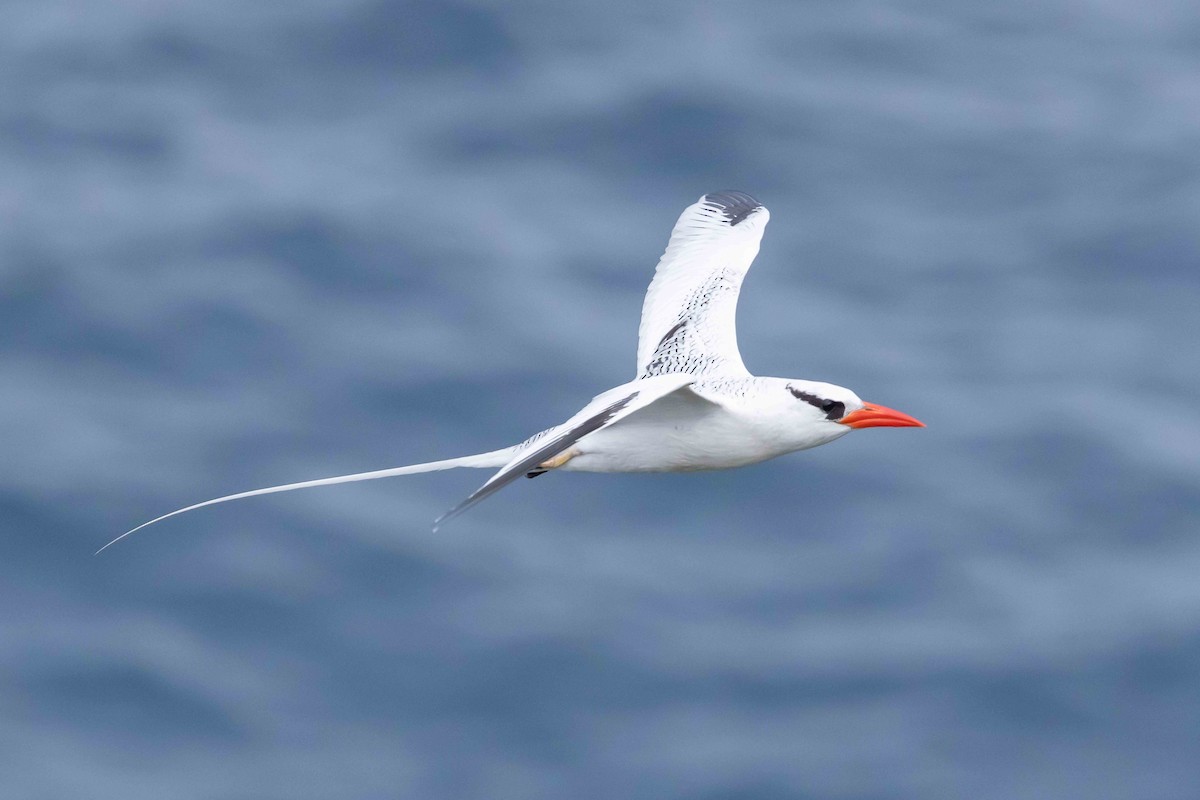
[102,191,922,551]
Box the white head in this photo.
[780,379,924,450]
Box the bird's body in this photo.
[103,190,922,550]
[547,377,851,474]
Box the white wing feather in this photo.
[636,191,769,379]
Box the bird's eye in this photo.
[788,386,846,421]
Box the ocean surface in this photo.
[4,2,1199,798]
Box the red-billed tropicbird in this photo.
[101,191,923,551]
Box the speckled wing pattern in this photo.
[636,191,769,380]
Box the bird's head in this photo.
[782,379,924,447]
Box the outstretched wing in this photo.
[636,191,769,379]
[433,374,696,529]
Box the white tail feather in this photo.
[98,448,516,554]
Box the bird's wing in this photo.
[636,191,769,379]
[434,374,696,528]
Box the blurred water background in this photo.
[3,1,1200,798]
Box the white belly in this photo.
[561,388,800,473]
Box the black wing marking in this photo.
[432,392,637,530]
[703,190,763,226]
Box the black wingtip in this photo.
[702,191,763,226]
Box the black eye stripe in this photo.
[788,387,846,421]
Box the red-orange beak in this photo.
[838,402,925,430]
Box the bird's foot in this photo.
[526,448,579,478]
[538,449,579,470]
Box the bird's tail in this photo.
[97,446,519,554]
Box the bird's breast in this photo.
[561,396,787,473]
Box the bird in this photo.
[100,191,922,552]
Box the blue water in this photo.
[4,2,1200,798]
